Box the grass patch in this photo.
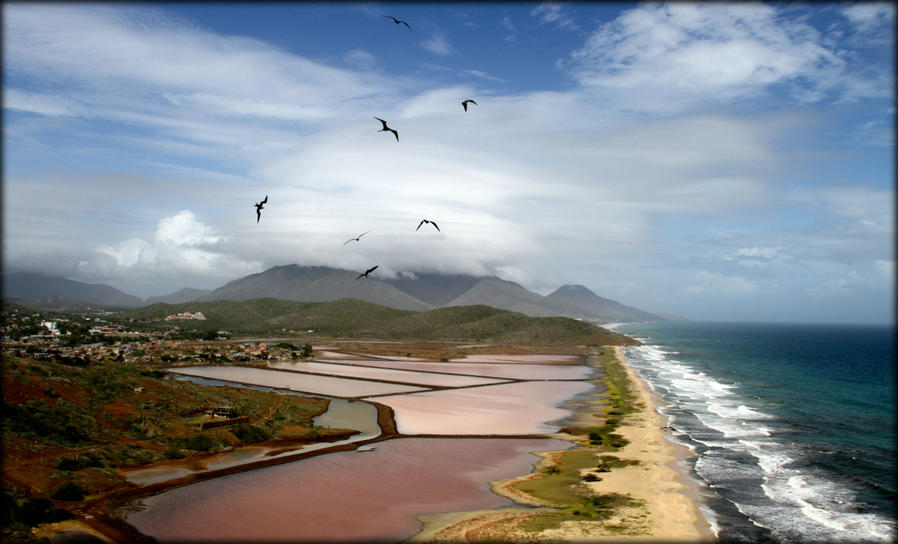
[512,450,597,506]
[511,347,650,535]
[579,348,641,451]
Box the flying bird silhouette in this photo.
[254,195,268,223]
[356,265,379,280]
[343,231,370,246]
[461,99,477,111]
[383,15,411,30]
[416,219,440,232]
[374,117,399,141]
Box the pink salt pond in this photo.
[127,437,569,542]
[170,366,427,397]
[267,360,508,387]
[327,359,592,380]
[450,354,582,364]
[371,381,594,435]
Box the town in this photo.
[1,303,314,367]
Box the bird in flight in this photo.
[461,99,478,112]
[416,219,440,232]
[374,117,399,141]
[356,265,379,280]
[254,195,268,223]
[343,231,370,246]
[384,15,411,31]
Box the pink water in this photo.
[127,438,569,542]
[450,354,581,364]
[371,381,594,435]
[327,359,592,380]
[170,366,428,397]
[267,360,508,387]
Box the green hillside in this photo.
[114,298,637,344]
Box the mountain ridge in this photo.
[4,267,667,323]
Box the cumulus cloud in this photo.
[75,211,261,295]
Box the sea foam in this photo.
[622,342,895,543]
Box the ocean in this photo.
[609,321,896,543]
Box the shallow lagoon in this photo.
[372,380,595,435]
[327,359,592,380]
[170,365,428,397]
[450,354,582,364]
[268,360,509,387]
[128,438,569,542]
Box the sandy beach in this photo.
[413,346,715,542]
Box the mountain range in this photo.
[2,266,669,323]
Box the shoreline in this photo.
[602,345,714,540]
[413,346,714,541]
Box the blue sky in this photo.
[3,2,894,324]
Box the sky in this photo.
[2,2,895,324]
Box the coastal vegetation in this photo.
[507,347,649,535]
[0,353,352,541]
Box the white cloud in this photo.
[501,16,516,32]
[83,210,260,286]
[97,238,154,268]
[422,32,455,56]
[531,3,578,30]
[842,3,895,32]
[3,89,85,117]
[565,3,879,114]
[2,3,405,161]
[344,48,377,69]
[461,70,503,82]
[723,246,789,267]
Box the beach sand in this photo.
[412,346,714,542]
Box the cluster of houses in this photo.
[3,333,313,368]
[1,305,318,368]
[163,311,206,321]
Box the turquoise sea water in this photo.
[611,321,896,543]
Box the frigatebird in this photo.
[356,265,379,280]
[461,99,477,111]
[384,15,411,31]
[416,219,440,232]
[254,195,268,223]
[343,231,370,246]
[374,117,399,141]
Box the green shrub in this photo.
[163,447,184,459]
[55,457,82,471]
[50,482,85,502]
[185,434,215,452]
[232,423,272,445]
[2,490,74,529]
[111,445,157,467]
